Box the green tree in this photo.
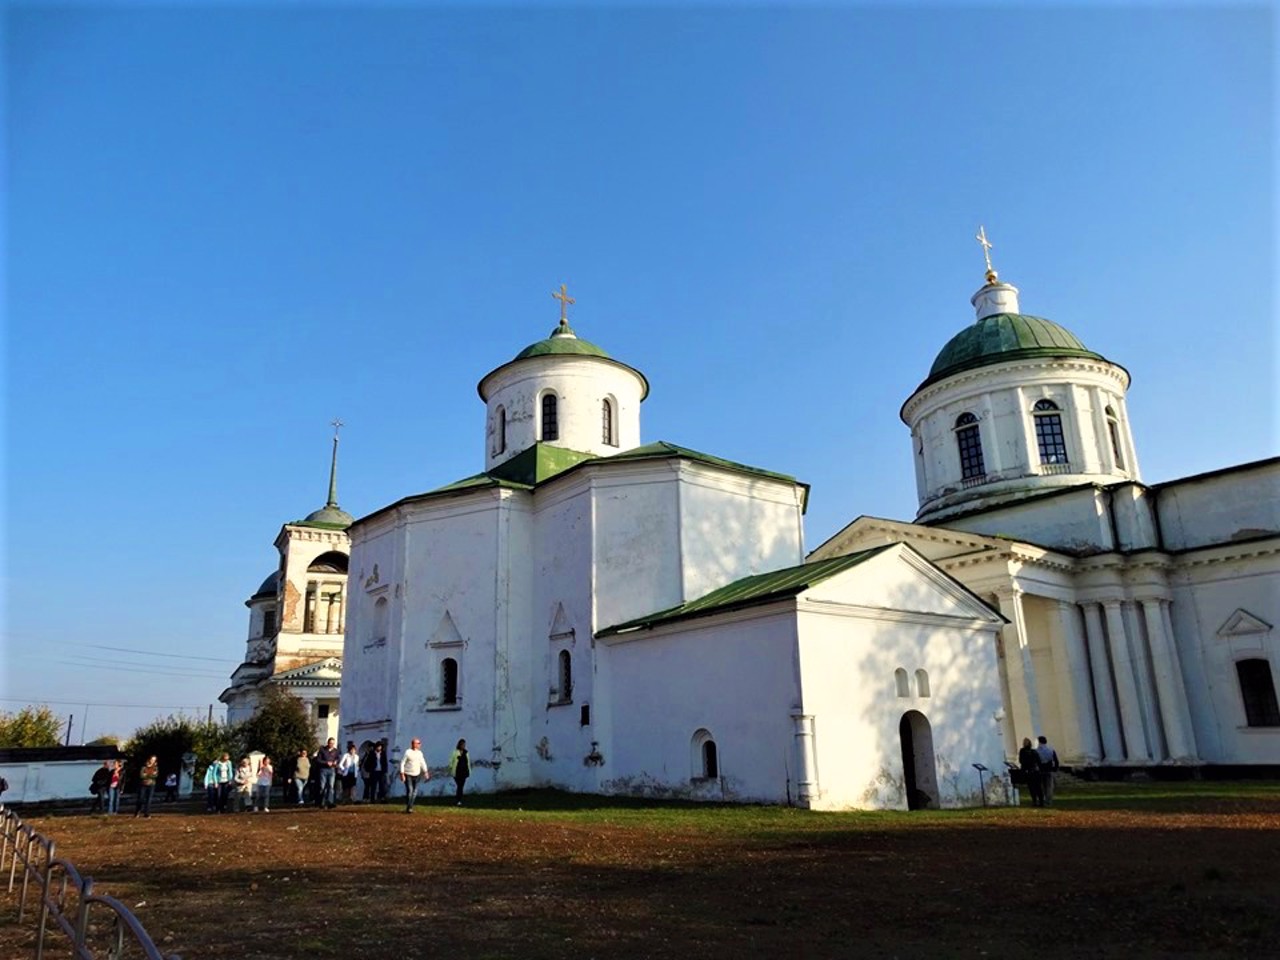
[125,715,240,790]
[237,687,315,765]
[0,705,63,747]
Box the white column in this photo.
[334,589,345,636]
[1081,602,1123,761]
[980,391,1004,473]
[1103,600,1148,761]
[1116,394,1141,481]
[995,589,1039,747]
[1089,386,1114,473]
[1014,386,1038,473]
[1057,601,1102,763]
[791,712,818,807]
[1140,598,1196,761]
[1159,599,1198,756]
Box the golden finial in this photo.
[552,283,575,325]
[976,225,998,284]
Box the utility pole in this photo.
[65,714,74,746]
[207,704,213,724]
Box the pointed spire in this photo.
[327,418,343,508]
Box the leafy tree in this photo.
[236,687,315,765]
[124,715,239,790]
[0,705,63,747]
[87,734,122,747]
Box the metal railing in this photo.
[1,804,180,960]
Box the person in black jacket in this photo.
[361,742,388,802]
[90,761,113,812]
[1018,737,1044,807]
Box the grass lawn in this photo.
[6,780,1279,959]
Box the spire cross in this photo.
[327,419,343,508]
[975,225,996,279]
[331,418,344,439]
[552,283,575,324]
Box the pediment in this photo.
[429,610,465,648]
[549,602,575,641]
[1217,609,1273,639]
[271,656,343,683]
[809,515,1007,564]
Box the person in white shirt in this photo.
[398,738,430,813]
[337,743,360,803]
[254,756,274,813]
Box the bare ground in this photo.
[5,790,1280,960]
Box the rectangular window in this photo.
[1238,659,1280,727]
[317,704,330,719]
[1108,420,1126,470]
[957,425,985,480]
[262,609,277,637]
[1035,414,1068,464]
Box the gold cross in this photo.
[552,283,575,324]
[975,225,996,276]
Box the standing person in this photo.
[134,756,159,818]
[448,739,470,805]
[338,742,360,803]
[1018,737,1044,807]
[236,756,256,812]
[398,738,429,813]
[292,748,311,806]
[163,772,179,802]
[107,760,123,814]
[1036,735,1060,806]
[316,738,340,809]
[255,756,274,813]
[211,752,235,813]
[361,742,387,802]
[203,762,220,812]
[90,761,113,812]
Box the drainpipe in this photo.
[790,712,818,806]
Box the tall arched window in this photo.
[895,667,910,698]
[1033,399,1069,465]
[441,657,459,706]
[493,405,506,455]
[1237,658,1280,727]
[954,413,985,480]
[692,729,719,779]
[541,393,559,441]
[602,398,616,446]
[372,597,388,645]
[1105,405,1125,470]
[558,649,572,703]
[915,669,931,698]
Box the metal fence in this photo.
[1,804,179,960]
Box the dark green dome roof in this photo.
[923,313,1105,388]
[513,321,611,361]
[301,504,354,527]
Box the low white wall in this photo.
[1,760,103,804]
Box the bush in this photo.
[0,705,63,747]
[236,687,316,766]
[125,715,240,791]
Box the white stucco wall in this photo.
[1156,462,1280,552]
[0,760,105,803]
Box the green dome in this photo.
[301,504,354,527]
[513,322,611,361]
[923,313,1104,388]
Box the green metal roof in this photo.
[599,441,801,486]
[598,545,894,637]
[513,322,612,361]
[487,444,598,486]
[298,505,355,528]
[921,313,1106,389]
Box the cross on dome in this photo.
[552,283,575,325]
[975,225,998,284]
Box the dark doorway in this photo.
[899,710,939,810]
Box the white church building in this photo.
[222,432,352,743]
[332,265,1278,810]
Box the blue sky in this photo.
[3,2,1274,743]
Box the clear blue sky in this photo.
[3,1,1274,743]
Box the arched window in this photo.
[602,398,616,446]
[1237,658,1280,727]
[895,668,910,698]
[557,649,572,703]
[692,729,719,779]
[1033,399,1069,465]
[372,597,388,644]
[493,405,506,455]
[541,393,559,442]
[915,669,931,698]
[1105,405,1125,470]
[441,657,459,706]
[954,413,985,480]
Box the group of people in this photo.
[90,757,177,817]
[1017,735,1061,807]
[197,736,472,813]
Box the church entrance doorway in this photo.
[899,710,939,810]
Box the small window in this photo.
[442,657,459,706]
[602,398,617,446]
[580,704,590,726]
[1105,406,1125,469]
[895,668,910,698]
[557,650,572,703]
[702,740,719,779]
[1033,399,1068,465]
[915,669,930,698]
[1237,659,1280,727]
[317,704,330,719]
[262,608,277,638]
[954,413,985,480]
[493,405,506,455]
[541,393,559,442]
